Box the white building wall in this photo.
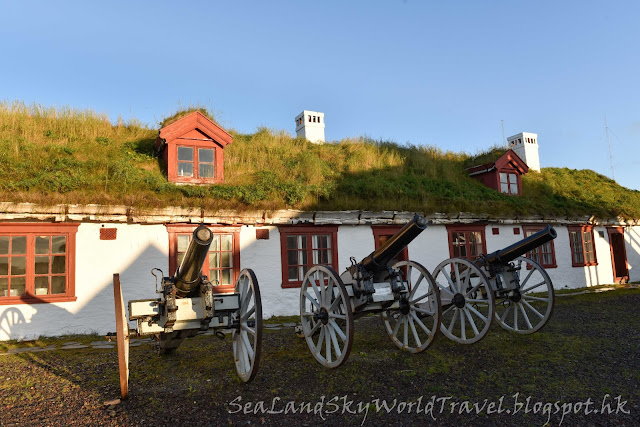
[1,221,638,340]
[0,223,169,341]
[626,225,640,282]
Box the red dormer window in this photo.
[466,150,528,196]
[154,111,232,184]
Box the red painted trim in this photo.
[372,225,409,261]
[567,225,598,267]
[168,143,224,184]
[606,227,629,283]
[522,225,557,269]
[166,224,240,293]
[445,224,487,260]
[278,225,339,288]
[159,111,232,147]
[0,223,78,305]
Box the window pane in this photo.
[35,256,50,274]
[0,257,7,275]
[509,173,517,183]
[287,250,298,265]
[0,237,8,255]
[52,256,66,274]
[286,236,298,250]
[221,235,232,251]
[288,266,299,281]
[36,236,50,254]
[177,235,190,252]
[11,256,26,275]
[11,236,26,255]
[199,163,214,178]
[209,253,220,269]
[469,232,482,245]
[177,253,185,267]
[212,235,220,250]
[453,232,465,245]
[51,236,66,254]
[510,182,518,194]
[51,276,66,294]
[299,235,307,249]
[221,252,232,268]
[500,183,509,193]
[210,269,221,285]
[35,276,49,295]
[221,269,232,286]
[177,146,193,161]
[199,148,214,163]
[178,162,193,177]
[499,173,507,184]
[299,250,308,266]
[0,278,7,296]
[11,277,26,296]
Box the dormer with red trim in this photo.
[466,149,529,196]
[154,111,232,184]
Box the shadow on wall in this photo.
[0,244,167,341]
[626,227,640,279]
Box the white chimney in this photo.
[507,132,540,172]
[295,110,325,144]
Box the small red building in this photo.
[154,111,232,184]
[466,150,529,195]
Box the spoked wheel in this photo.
[382,261,441,353]
[232,269,262,382]
[494,256,554,334]
[300,266,354,368]
[433,258,494,344]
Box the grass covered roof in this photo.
[1,101,639,219]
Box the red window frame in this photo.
[279,226,338,288]
[175,144,216,181]
[372,225,408,263]
[568,225,597,267]
[167,224,240,294]
[446,224,487,262]
[522,226,557,268]
[498,169,520,195]
[0,223,78,305]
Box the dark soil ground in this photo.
[1,288,639,426]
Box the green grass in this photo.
[1,101,640,218]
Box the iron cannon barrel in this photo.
[173,224,213,296]
[359,214,428,274]
[480,225,557,267]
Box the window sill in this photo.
[571,262,598,268]
[281,282,302,289]
[0,295,77,305]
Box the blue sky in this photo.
[1,1,638,190]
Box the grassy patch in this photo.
[1,101,640,218]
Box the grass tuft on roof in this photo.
[1,101,639,219]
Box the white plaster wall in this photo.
[2,221,636,340]
[0,223,168,341]
[625,225,640,282]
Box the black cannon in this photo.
[432,224,558,344]
[298,214,442,368]
[111,225,263,399]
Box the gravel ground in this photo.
[1,288,639,426]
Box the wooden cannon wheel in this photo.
[494,256,555,334]
[381,260,442,353]
[299,266,354,368]
[113,274,130,399]
[232,269,263,382]
[433,258,495,344]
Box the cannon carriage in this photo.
[432,225,557,344]
[112,225,263,398]
[298,214,442,368]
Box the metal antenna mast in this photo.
[605,116,615,180]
